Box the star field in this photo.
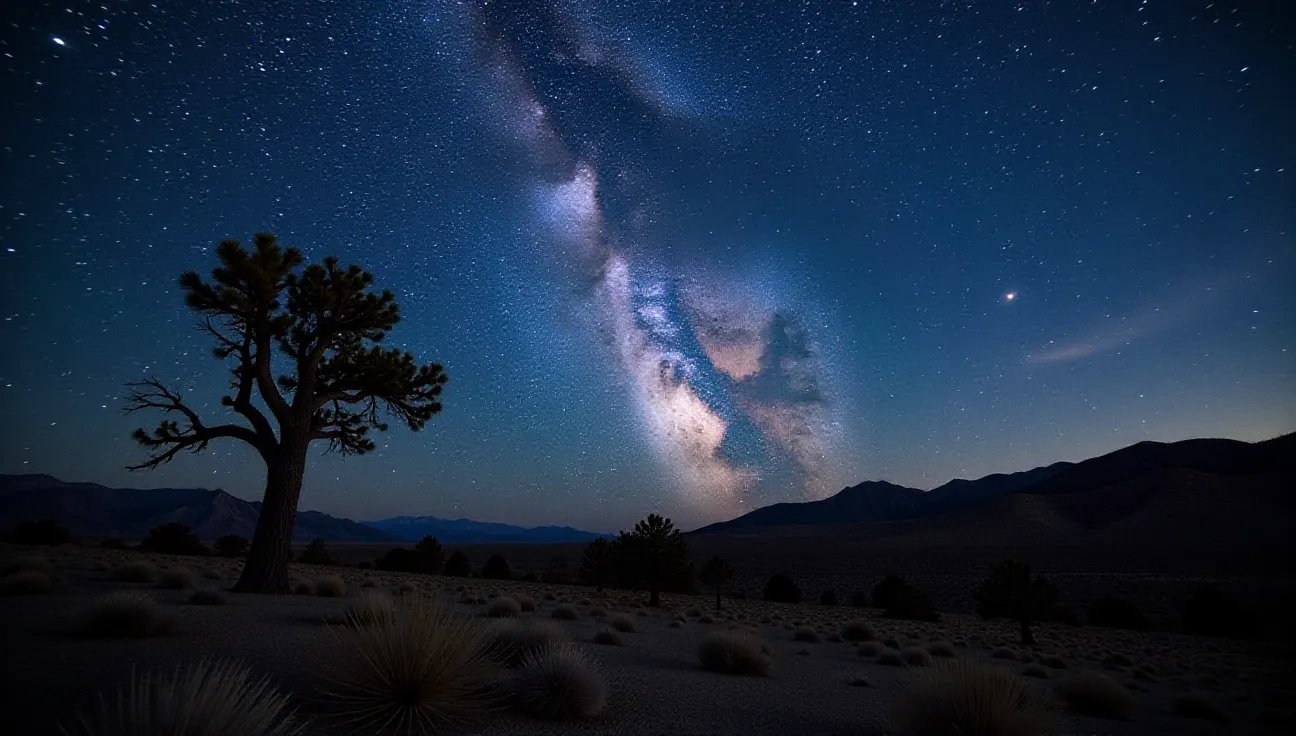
[0,0,1292,531]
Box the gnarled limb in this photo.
[124,377,265,469]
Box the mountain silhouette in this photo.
[362,515,610,544]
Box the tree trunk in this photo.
[715,586,723,612]
[233,444,307,594]
[1019,618,1037,646]
[648,585,660,607]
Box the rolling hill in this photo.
[361,515,610,544]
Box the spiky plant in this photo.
[697,631,772,676]
[509,644,607,720]
[893,659,1059,736]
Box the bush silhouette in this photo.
[5,519,71,546]
[973,559,1059,645]
[850,590,871,608]
[579,539,615,591]
[614,514,692,606]
[139,523,209,556]
[1088,596,1152,631]
[298,538,335,566]
[1183,586,1255,639]
[872,573,910,610]
[884,585,940,622]
[699,556,734,611]
[763,573,801,603]
[413,536,445,574]
[444,550,472,577]
[820,589,838,606]
[482,554,512,580]
[214,534,249,558]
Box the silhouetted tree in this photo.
[763,572,801,603]
[871,573,909,610]
[820,589,839,606]
[1183,586,1254,639]
[579,538,616,592]
[444,550,472,577]
[123,234,447,593]
[615,514,690,607]
[973,559,1059,645]
[482,554,512,580]
[139,522,208,556]
[214,534,249,558]
[413,535,444,574]
[5,519,70,546]
[699,556,734,611]
[298,537,334,566]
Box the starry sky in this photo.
[1,1,1292,532]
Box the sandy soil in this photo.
[2,543,1292,735]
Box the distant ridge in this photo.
[362,515,611,544]
[0,475,396,542]
[693,434,1296,534]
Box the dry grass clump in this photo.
[842,619,877,642]
[608,613,636,633]
[113,561,158,583]
[515,594,537,612]
[1054,670,1136,720]
[2,570,53,595]
[901,647,934,667]
[928,640,956,658]
[188,589,228,606]
[509,644,607,720]
[342,591,398,628]
[793,626,821,643]
[991,647,1019,661]
[487,596,523,618]
[686,606,704,617]
[60,658,304,736]
[551,604,579,621]
[697,631,772,677]
[79,590,174,639]
[858,641,885,657]
[318,594,496,731]
[698,614,716,624]
[201,567,224,580]
[592,628,622,646]
[398,581,416,594]
[313,576,346,598]
[1022,664,1050,679]
[3,556,52,575]
[877,649,906,666]
[1173,692,1226,721]
[483,620,571,668]
[156,567,198,589]
[893,659,1060,736]
[589,606,608,619]
[293,580,315,596]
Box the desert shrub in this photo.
[1182,586,1254,639]
[842,619,877,642]
[820,589,838,606]
[589,606,608,619]
[1173,691,1226,721]
[992,647,1019,660]
[313,576,346,598]
[851,590,871,608]
[551,604,579,621]
[928,640,956,658]
[1088,596,1152,631]
[481,554,512,580]
[515,594,536,612]
[342,592,399,628]
[697,631,771,676]
[482,620,570,668]
[509,644,607,720]
[593,628,621,646]
[974,559,1060,645]
[412,535,445,573]
[60,658,303,736]
[858,641,885,657]
[444,550,472,577]
[213,534,249,558]
[884,585,940,622]
[398,581,416,594]
[900,647,933,667]
[113,560,158,583]
[293,580,315,595]
[298,538,335,566]
[201,567,223,580]
[762,573,801,603]
[877,649,905,666]
[893,659,1059,736]
[80,590,174,638]
[188,589,228,605]
[139,522,209,556]
[3,556,52,575]
[609,613,636,633]
[2,570,53,595]
[100,537,131,550]
[319,594,495,730]
[578,538,616,591]
[793,626,821,642]
[487,596,523,618]
[156,566,198,589]
[872,574,910,610]
[5,519,71,546]
[698,614,715,624]
[1054,671,1136,719]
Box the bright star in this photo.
[1004,291,1017,302]
[52,37,66,46]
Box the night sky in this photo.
[1,1,1292,532]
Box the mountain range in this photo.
[362,516,610,544]
[694,433,1295,536]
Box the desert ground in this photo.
[2,542,1292,735]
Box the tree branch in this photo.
[125,378,266,469]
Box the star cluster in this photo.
[0,0,1291,531]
